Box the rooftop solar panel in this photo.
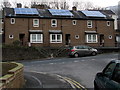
[48,9,73,16]
[14,8,39,15]
[81,11,106,18]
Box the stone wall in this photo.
[0,62,24,89]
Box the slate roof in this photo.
[4,8,114,20]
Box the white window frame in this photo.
[50,34,62,43]
[11,18,15,24]
[75,35,79,39]
[107,21,110,26]
[30,34,43,43]
[87,20,92,28]
[109,35,112,39]
[1,19,3,24]
[86,34,98,43]
[33,19,39,27]
[9,35,14,39]
[72,20,77,25]
[51,19,57,27]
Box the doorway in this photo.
[19,34,25,45]
[100,34,104,47]
[65,34,71,45]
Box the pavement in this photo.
[24,71,86,89]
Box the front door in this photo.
[19,34,25,45]
[65,34,71,45]
[100,34,104,47]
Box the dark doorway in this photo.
[19,34,25,45]
[100,34,104,47]
[65,34,71,45]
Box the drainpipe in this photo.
[118,1,120,60]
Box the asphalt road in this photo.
[19,53,119,88]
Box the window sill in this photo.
[86,42,98,44]
[30,42,43,43]
[50,42,62,43]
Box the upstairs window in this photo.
[72,20,77,25]
[33,19,39,27]
[51,19,57,27]
[11,18,15,24]
[107,21,110,26]
[1,19,3,23]
[9,35,14,39]
[87,20,92,28]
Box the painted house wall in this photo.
[4,17,115,47]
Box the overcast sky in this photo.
[1,0,120,9]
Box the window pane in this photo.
[52,20,56,24]
[57,35,61,40]
[37,34,41,41]
[32,34,36,42]
[34,20,38,25]
[112,64,120,83]
[52,35,56,40]
[93,35,96,42]
[88,35,91,42]
[104,63,116,78]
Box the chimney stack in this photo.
[72,6,77,11]
[17,3,22,8]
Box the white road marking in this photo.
[74,61,79,62]
[111,58,116,60]
[91,59,95,61]
[31,75,42,86]
[81,60,85,61]
[49,63,54,64]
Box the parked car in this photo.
[68,45,98,57]
[94,60,120,90]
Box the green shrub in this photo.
[12,40,21,46]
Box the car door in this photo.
[97,62,116,89]
[83,46,91,55]
[76,46,84,56]
[105,63,120,89]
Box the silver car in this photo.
[68,45,98,57]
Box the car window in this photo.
[82,46,88,49]
[70,46,73,50]
[112,63,120,83]
[75,46,83,49]
[103,63,116,78]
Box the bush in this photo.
[12,40,21,46]
[2,45,45,61]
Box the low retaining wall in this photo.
[95,47,120,53]
[0,62,24,89]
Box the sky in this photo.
[0,0,120,9]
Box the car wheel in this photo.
[74,53,79,58]
[92,52,97,56]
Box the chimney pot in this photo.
[72,6,77,11]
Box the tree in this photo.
[72,1,96,10]
[30,0,69,10]
[1,0,11,8]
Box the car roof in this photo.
[111,60,120,64]
[74,45,89,47]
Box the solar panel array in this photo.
[81,11,106,18]
[14,8,39,15]
[48,9,73,16]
